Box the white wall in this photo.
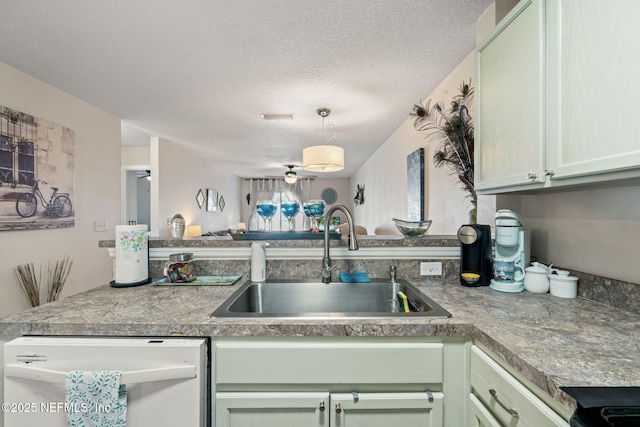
[150,137,242,236]
[121,145,150,166]
[0,61,121,317]
[350,52,496,236]
[505,184,640,284]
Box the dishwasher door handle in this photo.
[5,363,196,385]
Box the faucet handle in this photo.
[321,262,340,281]
[390,265,397,282]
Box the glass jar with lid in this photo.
[164,252,196,282]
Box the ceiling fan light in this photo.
[284,170,297,184]
[303,145,344,172]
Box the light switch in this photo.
[95,220,108,232]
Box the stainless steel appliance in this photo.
[4,337,207,426]
[563,387,640,427]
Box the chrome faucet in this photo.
[322,204,359,283]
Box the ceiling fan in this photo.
[265,165,315,183]
[284,165,297,184]
[137,170,151,180]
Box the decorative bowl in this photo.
[392,218,433,237]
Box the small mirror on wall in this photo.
[206,188,218,212]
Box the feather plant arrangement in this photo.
[411,80,476,221]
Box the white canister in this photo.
[524,265,550,293]
[549,274,578,298]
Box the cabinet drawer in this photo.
[215,340,443,386]
[468,393,502,427]
[470,346,567,427]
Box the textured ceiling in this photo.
[0,0,492,178]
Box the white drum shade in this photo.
[303,145,344,172]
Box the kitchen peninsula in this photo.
[1,256,639,420]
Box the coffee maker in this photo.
[490,210,531,293]
[457,224,492,286]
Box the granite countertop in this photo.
[1,278,639,414]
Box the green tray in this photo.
[153,275,242,286]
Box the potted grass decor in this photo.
[411,80,477,223]
[13,256,73,307]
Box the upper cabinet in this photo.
[476,0,640,194]
[476,0,545,191]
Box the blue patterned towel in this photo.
[65,370,127,427]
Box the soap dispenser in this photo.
[250,242,269,282]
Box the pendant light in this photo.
[284,165,297,184]
[303,108,344,172]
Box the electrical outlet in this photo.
[167,217,172,226]
[95,220,108,232]
[420,262,442,276]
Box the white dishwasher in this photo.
[3,336,208,426]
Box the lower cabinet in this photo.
[212,337,467,427]
[469,345,569,427]
[216,391,443,427]
[211,338,570,427]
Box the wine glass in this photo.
[303,202,314,231]
[280,200,300,231]
[305,199,325,231]
[256,200,277,231]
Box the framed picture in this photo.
[407,148,425,221]
[206,188,218,212]
[0,105,75,231]
[196,189,205,209]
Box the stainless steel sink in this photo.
[211,279,452,319]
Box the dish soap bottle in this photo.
[250,242,268,282]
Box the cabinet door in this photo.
[215,392,329,427]
[546,0,640,180]
[476,0,546,191]
[331,392,444,427]
[468,393,503,427]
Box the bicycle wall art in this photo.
[0,105,75,231]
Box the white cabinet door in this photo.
[216,392,444,427]
[468,393,503,427]
[546,0,640,180]
[331,392,444,427]
[476,0,546,191]
[215,392,329,427]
